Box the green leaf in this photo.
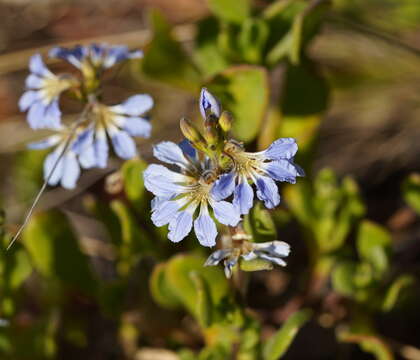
[194,17,230,78]
[240,258,273,272]
[149,263,182,309]
[402,173,420,214]
[263,309,312,360]
[356,221,391,275]
[207,65,269,143]
[206,0,250,24]
[243,202,276,243]
[121,158,147,211]
[238,19,269,64]
[6,250,32,290]
[332,261,358,296]
[190,272,213,328]
[283,180,315,227]
[382,275,415,312]
[338,332,394,360]
[22,210,96,294]
[165,254,229,317]
[142,10,200,90]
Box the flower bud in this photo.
[204,114,220,147]
[218,111,233,132]
[179,117,207,147]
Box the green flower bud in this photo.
[218,111,233,132]
[179,117,207,148]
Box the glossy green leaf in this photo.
[338,332,394,360]
[121,158,147,211]
[263,309,312,360]
[22,211,96,294]
[194,17,230,78]
[142,10,200,90]
[243,202,276,243]
[402,173,420,214]
[238,19,269,64]
[165,254,229,316]
[190,272,213,328]
[149,263,182,309]
[356,221,391,275]
[332,261,358,296]
[207,66,269,143]
[206,0,250,24]
[382,275,415,312]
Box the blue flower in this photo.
[49,44,143,71]
[27,126,90,189]
[199,87,221,119]
[19,54,76,129]
[212,138,304,215]
[143,141,241,247]
[75,95,153,169]
[205,240,291,278]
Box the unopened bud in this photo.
[218,111,233,132]
[204,115,220,147]
[180,118,206,146]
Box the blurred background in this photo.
[1,0,420,359]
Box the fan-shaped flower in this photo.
[27,126,90,189]
[212,138,304,215]
[49,44,143,72]
[76,94,153,169]
[205,240,291,278]
[19,54,77,129]
[144,141,241,247]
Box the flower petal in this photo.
[29,54,53,78]
[27,135,61,150]
[168,207,195,243]
[43,147,64,186]
[211,171,236,201]
[94,129,109,168]
[110,129,137,159]
[233,177,254,215]
[263,138,298,160]
[199,88,221,119]
[25,74,43,89]
[211,200,241,227]
[255,175,280,209]
[178,139,197,159]
[143,164,188,197]
[151,198,183,227]
[61,152,81,189]
[110,94,153,116]
[118,116,151,138]
[19,91,38,111]
[204,249,232,266]
[194,206,217,247]
[263,159,300,183]
[153,141,189,169]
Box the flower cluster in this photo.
[144,88,303,274]
[19,44,152,189]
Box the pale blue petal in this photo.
[194,208,217,247]
[211,171,236,201]
[27,135,60,150]
[153,141,189,168]
[110,94,153,116]
[19,91,39,111]
[257,253,287,267]
[120,116,151,138]
[71,128,93,154]
[254,240,290,258]
[43,100,62,129]
[264,138,298,160]
[168,209,194,243]
[143,164,187,197]
[199,88,221,119]
[27,101,46,129]
[25,74,43,89]
[255,175,280,209]
[110,130,137,159]
[204,249,232,266]
[61,152,81,189]
[43,148,64,186]
[263,159,300,183]
[233,179,254,215]
[29,54,52,77]
[151,199,182,227]
[94,133,109,168]
[211,200,240,226]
